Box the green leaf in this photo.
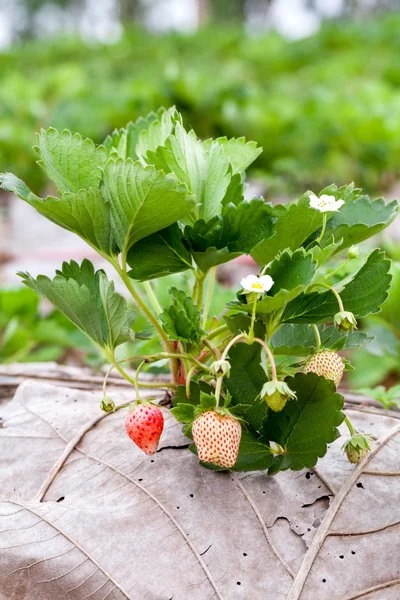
[135,107,178,160]
[271,323,373,356]
[204,136,262,174]
[18,260,135,351]
[103,109,162,160]
[160,287,203,345]
[262,372,345,473]
[35,128,108,194]
[170,403,195,423]
[282,249,391,323]
[251,195,323,265]
[226,340,268,432]
[230,428,273,472]
[221,172,245,207]
[322,196,399,252]
[184,198,274,272]
[146,121,231,222]
[126,224,193,281]
[101,158,196,259]
[172,381,214,407]
[307,237,343,267]
[0,174,117,257]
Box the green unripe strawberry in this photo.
[261,380,297,412]
[342,433,372,464]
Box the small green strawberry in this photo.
[304,350,345,387]
[334,310,358,333]
[100,396,115,413]
[261,380,297,412]
[342,433,373,464]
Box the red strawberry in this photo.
[192,411,241,469]
[125,403,164,455]
[304,350,345,387]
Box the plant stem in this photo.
[319,257,351,283]
[203,338,221,360]
[143,281,162,315]
[186,365,197,398]
[116,265,178,382]
[248,295,258,343]
[253,337,278,381]
[195,270,206,311]
[345,415,356,437]
[221,333,247,361]
[308,282,345,312]
[201,267,216,328]
[214,333,247,407]
[203,324,229,341]
[317,212,327,244]
[134,360,147,400]
[311,324,321,350]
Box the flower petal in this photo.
[259,275,274,292]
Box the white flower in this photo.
[241,274,274,294]
[309,194,345,213]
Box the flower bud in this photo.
[100,396,115,413]
[334,311,357,333]
[261,381,297,412]
[210,359,231,377]
[348,245,359,260]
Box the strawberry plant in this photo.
[0,106,398,474]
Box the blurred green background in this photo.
[1,0,400,401]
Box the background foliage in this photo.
[2,15,400,195]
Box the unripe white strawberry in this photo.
[304,350,345,387]
[192,410,241,469]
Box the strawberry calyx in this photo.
[261,380,297,412]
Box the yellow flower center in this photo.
[252,282,263,290]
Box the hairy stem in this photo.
[311,324,321,350]
[134,360,147,400]
[143,281,162,315]
[317,212,327,244]
[116,265,178,382]
[309,281,345,312]
[195,270,206,311]
[253,337,278,381]
[201,267,216,328]
[344,415,356,437]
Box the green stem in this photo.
[134,360,147,401]
[186,365,197,398]
[195,270,206,311]
[315,282,345,312]
[345,415,356,437]
[214,333,248,407]
[311,324,321,350]
[117,265,178,382]
[203,324,229,342]
[143,281,162,315]
[319,257,351,283]
[201,267,216,328]
[248,296,258,343]
[253,337,278,382]
[317,212,327,244]
[203,338,221,360]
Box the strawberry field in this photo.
[1,7,400,599]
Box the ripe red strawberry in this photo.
[304,350,345,387]
[125,402,164,455]
[192,410,241,469]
